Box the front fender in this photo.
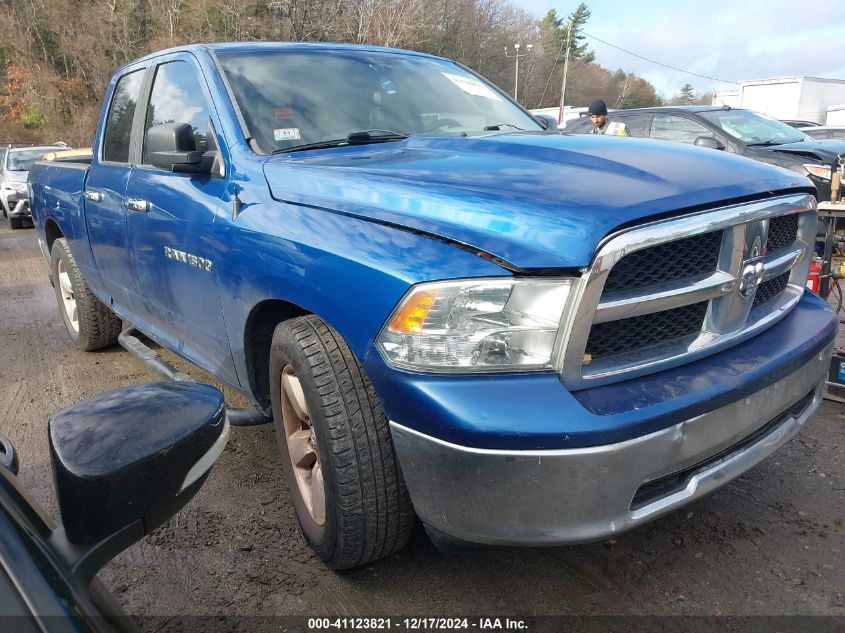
[215,197,509,399]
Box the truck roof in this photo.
[115,41,444,73]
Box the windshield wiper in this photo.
[273,139,346,154]
[483,123,524,131]
[346,129,408,142]
[274,130,408,154]
[746,140,779,147]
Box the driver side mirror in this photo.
[694,136,725,150]
[48,382,228,583]
[147,122,224,177]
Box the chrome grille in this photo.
[586,302,708,361]
[766,214,799,252]
[560,194,817,390]
[752,271,790,309]
[603,231,722,293]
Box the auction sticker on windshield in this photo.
[274,127,301,141]
[441,72,502,101]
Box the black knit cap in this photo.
[588,99,608,116]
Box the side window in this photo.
[0,148,7,170]
[650,115,714,144]
[831,130,845,140]
[804,128,826,139]
[614,114,651,138]
[102,69,145,163]
[143,61,210,165]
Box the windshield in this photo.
[216,49,542,153]
[7,149,58,171]
[698,109,810,145]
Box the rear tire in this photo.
[269,315,415,569]
[51,238,122,351]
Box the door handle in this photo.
[83,190,102,202]
[126,198,149,213]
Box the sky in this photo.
[510,0,845,99]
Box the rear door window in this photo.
[102,69,145,163]
[650,115,714,144]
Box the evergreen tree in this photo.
[673,83,697,105]
[564,3,595,63]
[538,3,595,66]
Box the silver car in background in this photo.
[1,145,67,229]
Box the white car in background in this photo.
[1,144,67,229]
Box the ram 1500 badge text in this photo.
[29,43,836,569]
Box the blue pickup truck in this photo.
[30,42,836,569]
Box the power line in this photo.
[583,31,740,86]
[536,36,567,108]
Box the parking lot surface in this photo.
[0,221,842,622]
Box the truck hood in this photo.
[263,133,811,270]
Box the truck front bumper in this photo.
[391,340,832,546]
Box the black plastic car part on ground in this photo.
[564,106,844,202]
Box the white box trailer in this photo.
[827,104,845,125]
[738,77,845,123]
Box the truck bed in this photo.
[29,160,89,263]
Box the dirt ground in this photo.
[1,220,843,622]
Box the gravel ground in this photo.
[0,220,843,623]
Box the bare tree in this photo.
[0,0,662,144]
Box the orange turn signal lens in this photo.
[389,289,439,333]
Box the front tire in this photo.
[8,214,22,229]
[269,315,415,569]
[51,238,122,350]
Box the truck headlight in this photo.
[375,278,575,372]
[803,164,831,180]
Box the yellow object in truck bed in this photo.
[41,148,92,162]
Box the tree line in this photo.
[0,1,697,146]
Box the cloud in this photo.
[512,0,845,98]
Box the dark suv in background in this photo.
[565,106,844,202]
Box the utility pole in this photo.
[505,43,533,103]
[558,24,574,125]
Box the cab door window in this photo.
[102,69,145,163]
[142,61,210,165]
[650,115,714,144]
